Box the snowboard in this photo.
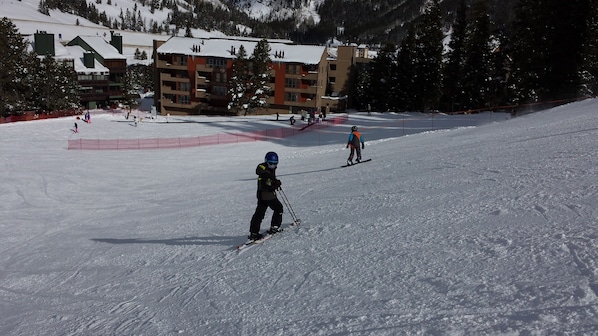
[342,158,372,167]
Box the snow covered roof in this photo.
[74,36,126,60]
[63,45,110,74]
[25,34,111,74]
[157,36,326,65]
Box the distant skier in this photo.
[248,151,283,240]
[74,122,78,133]
[346,125,365,165]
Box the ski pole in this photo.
[278,187,301,225]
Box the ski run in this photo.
[2,100,598,335]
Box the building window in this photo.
[329,77,336,84]
[330,64,337,71]
[179,82,190,91]
[178,95,190,104]
[285,78,299,88]
[212,86,227,96]
[207,58,226,67]
[284,92,298,101]
[215,71,227,83]
[164,93,175,102]
[286,64,300,75]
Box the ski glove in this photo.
[273,179,282,189]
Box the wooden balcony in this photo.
[160,73,190,83]
[161,86,190,95]
[157,60,187,70]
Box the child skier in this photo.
[248,152,283,240]
[346,125,365,165]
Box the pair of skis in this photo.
[236,221,299,251]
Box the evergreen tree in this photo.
[228,45,250,115]
[412,0,444,110]
[486,30,510,107]
[580,0,598,95]
[510,0,591,104]
[185,24,193,37]
[56,61,80,110]
[461,0,493,110]
[368,43,397,112]
[351,61,373,111]
[395,27,418,111]
[0,18,36,116]
[441,0,467,112]
[509,0,547,103]
[248,39,272,114]
[30,56,80,112]
[122,66,141,113]
[547,0,590,100]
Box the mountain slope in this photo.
[4,0,520,45]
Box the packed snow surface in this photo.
[2,101,598,335]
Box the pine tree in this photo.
[510,0,591,104]
[228,45,250,115]
[122,67,141,113]
[350,59,373,111]
[412,0,444,110]
[247,39,272,114]
[30,56,80,112]
[56,61,80,110]
[509,0,548,104]
[547,0,590,100]
[0,18,36,116]
[461,0,493,110]
[395,27,417,111]
[368,43,397,112]
[580,0,598,95]
[441,0,467,112]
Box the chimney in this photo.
[110,31,123,54]
[34,31,55,56]
[83,52,95,68]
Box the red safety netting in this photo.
[68,114,349,150]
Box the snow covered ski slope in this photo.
[2,103,598,335]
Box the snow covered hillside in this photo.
[3,0,223,58]
[2,101,598,335]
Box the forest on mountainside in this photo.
[350,0,598,113]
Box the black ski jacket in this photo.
[256,162,280,200]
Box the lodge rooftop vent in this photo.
[83,52,95,68]
[34,31,55,56]
[110,31,123,54]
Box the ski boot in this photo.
[248,232,264,241]
[267,226,283,234]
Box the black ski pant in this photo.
[250,197,283,233]
[348,145,361,161]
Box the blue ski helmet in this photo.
[265,151,279,164]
